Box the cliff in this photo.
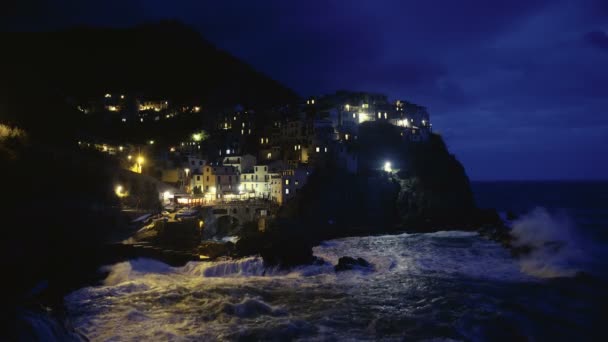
[1,20,299,108]
[237,122,501,266]
[281,122,491,232]
[0,21,300,144]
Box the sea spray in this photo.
[65,230,598,340]
[511,207,588,278]
[103,258,174,286]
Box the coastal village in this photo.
[76,91,433,245]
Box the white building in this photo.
[240,164,275,199]
[222,154,256,174]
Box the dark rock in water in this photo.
[235,219,316,268]
[478,223,513,248]
[335,256,374,272]
[197,241,234,259]
[506,211,519,221]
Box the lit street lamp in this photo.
[183,168,191,192]
[384,161,392,173]
[136,155,144,173]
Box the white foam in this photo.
[511,207,589,278]
[65,230,539,340]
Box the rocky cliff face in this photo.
[284,123,481,231]
[236,123,502,266]
[394,133,482,230]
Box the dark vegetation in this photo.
[1,20,300,145]
[0,20,301,339]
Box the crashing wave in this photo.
[511,207,589,278]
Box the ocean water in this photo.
[61,181,608,341]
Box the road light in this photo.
[136,156,145,174]
[184,168,190,177]
[115,185,128,198]
[384,161,392,173]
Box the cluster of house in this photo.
[79,91,432,206]
[71,93,200,123]
[162,154,310,205]
[158,92,432,205]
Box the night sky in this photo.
[4,0,608,180]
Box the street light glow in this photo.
[384,161,392,172]
[137,156,144,164]
[115,185,128,198]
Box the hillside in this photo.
[1,20,299,111]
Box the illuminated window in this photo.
[384,112,387,119]
[122,118,126,122]
[345,134,349,140]
[261,138,264,144]
[104,93,111,98]
[285,179,289,185]
[267,152,272,159]
[324,147,328,152]
[311,99,315,104]
[378,112,381,119]
[316,147,320,152]
[353,113,356,118]
[226,149,231,155]
[285,189,289,195]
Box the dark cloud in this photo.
[585,30,608,50]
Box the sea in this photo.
[32,181,608,340]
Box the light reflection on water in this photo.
[65,230,604,341]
